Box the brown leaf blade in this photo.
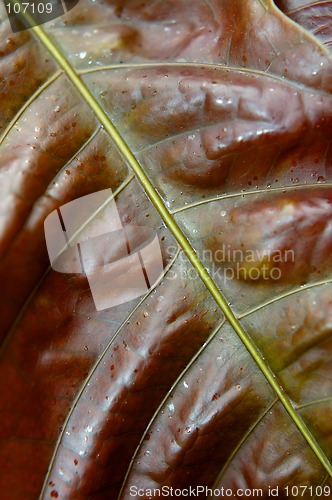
[275,0,332,50]
[0,0,331,498]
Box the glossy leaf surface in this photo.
[0,1,331,499]
[275,0,332,50]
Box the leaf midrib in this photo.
[10,0,332,484]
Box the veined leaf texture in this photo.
[0,1,331,498]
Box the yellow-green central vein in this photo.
[22,16,331,478]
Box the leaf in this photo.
[275,0,332,50]
[0,1,331,499]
